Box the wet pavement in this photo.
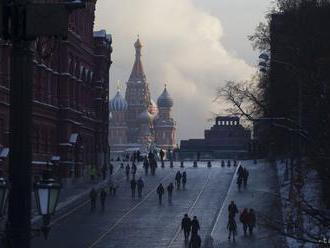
[32,160,285,248]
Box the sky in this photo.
[94,0,272,142]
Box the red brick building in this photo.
[0,1,112,180]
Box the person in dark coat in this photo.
[239,208,249,235]
[89,188,97,211]
[182,171,187,190]
[247,209,256,235]
[159,149,165,162]
[189,233,202,248]
[228,201,239,219]
[227,160,231,167]
[102,166,107,180]
[167,182,174,204]
[132,162,137,179]
[227,217,237,241]
[130,178,137,199]
[125,164,130,181]
[237,165,244,178]
[143,156,149,175]
[157,183,165,204]
[175,171,182,190]
[137,150,141,162]
[137,177,144,198]
[221,160,225,167]
[109,163,113,175]
[191,216,200,235]
[243,168,249,188]
[100,188,107,211]
[181,214,192,240]
[237,175,243,192]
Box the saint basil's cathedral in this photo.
[109,39,176,152]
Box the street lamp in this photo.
[0,178,8,217]
[33,178,61,239]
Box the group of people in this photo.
[143,155,157,175]
[175,170,187,190]
[237,165,249,191]
[221,160,239,167]
[181,214,202,248]
[227,201,256,241]
[125,162,137,181]
[130,177,145,199]
[89,187,108,212]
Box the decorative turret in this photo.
[129,38,146,82]
[157,85,174,108]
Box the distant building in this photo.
[109,39,176,153]
[0,2,112,180]
[180,116,251,159]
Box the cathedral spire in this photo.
[129,37,146,82]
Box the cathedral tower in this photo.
[125,38,152,143]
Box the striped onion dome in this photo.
[109,91,128,112]
[157,85,173,108]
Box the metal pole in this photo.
[7,39,33,247]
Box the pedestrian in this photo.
[243,168,249,188]
[160,149,165,162]
[89,188,97,211]
[181,214,192,241]
[109,163,113,175]
[132,162,137,179]
[239,208,249,235]
[191,216,200,235]
[175,171,182,190]
[137,177,144,198]
[233,160,238,167]
[227,217,237,241]
[137,150,141,162]
[237,175,243,191]
[125,164,130,181]
[102,166,107,180]
[227,160,231,167]
[189,233,202,248]
[167,182,174,204]
[247,209,256,235]
[221,160,225,167]
[130,178,137,199]
[100,188,107,211]
[112,179,119,196]
[182,171,187,190]
[143,156,149,175]
[237,164,244,178]
[157,183,165,205]
[120,163,124,169]
[228,201,239,219]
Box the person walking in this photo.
[182,171,187,190]
[243,168,249,189]
[228,201,239,219]
[130,178,137,199]
[100,188,107,211]
[239,208,249,235]
[89,188,97,212]
[237,175,243,192]
[109,163,113,175]
[247,209,256,235]
[175,171,182,190]
[132,162,137,179]
[137,177,144,198]
[125,164,130,181]
[167,182,174,204]
[157,183,165,204]
[227,217,237,241]
[160,149,165,162]
[189,233,202,248]
[181,214,192,241]
[191,216,200,235]
[143,156,149,175]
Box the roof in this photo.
[129,38,146,82]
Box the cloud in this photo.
[94,0,255,141]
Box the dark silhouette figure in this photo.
[175,171,182,190]
[181,214,192,240]
[189,233,201,248]
[143,156,149,175]
[109,163,113,175]
[182,171,187,190]
[239,208,249,235]
[130,178,137,199]
[132,162,137,179]
[243,168,249,188]
[227,160,231,167]
[160,149,165,162]
[89,188,97,211]
[125,164,130,181]
[227,217,237,241]
[167,182,174,204]
[157,183,165,204]
[137,177,144,198]
[102,166,107,180]
[247,209,256,235]
[228,201,239,219]
[221,160,225,167]
[100,188,107,211]
[191,216,200,235]
[237,176,243,191]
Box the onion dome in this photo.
[157,85,174,108]
[138,109,153,123]
[148,99,159,116]
[109,91,128,112]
